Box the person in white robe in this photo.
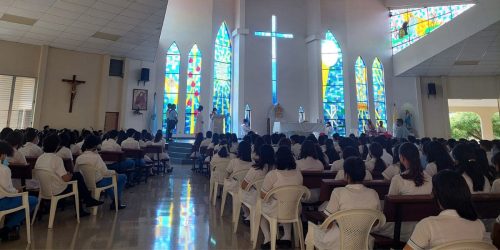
[194,106,205,134]
[210,108,225,134]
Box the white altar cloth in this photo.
[273,122,324,136]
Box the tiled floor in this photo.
[2,165,255,250]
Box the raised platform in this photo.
[167,139,195,164]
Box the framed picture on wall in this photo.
[132,89,148,111]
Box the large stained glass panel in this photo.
[321,31,345,136]
[355,56,369,134]
[213,22,232,133]
[184,44,202,134]
[390,4,474,54]
[372,58,387,127]
[163,42,180,134]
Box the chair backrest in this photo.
[199,146,208,155]
[33,168,66,198]
[246,178,264,192]
[319,179,390,201]
[229,169,249,183]
[63,158,74,173]
[263,185,310,221]
[430,240,497,250]
[142,145,162,154]
[25,157,37,168]
[8,164,32,179]
[99,151,124,162]
[77,164,97,190]
[326,209,386,250]
[122,149,145,159]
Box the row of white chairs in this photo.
[208,169,497,250]
[0,165,119,243]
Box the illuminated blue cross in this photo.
[255,15,294,105]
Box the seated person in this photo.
[296,140,324,171]
[306,156,381,249]
[382,144,403,181]
[453,144,491,194]
[224,141,253,194]
[492,152,500,193]
[34,134,103,216]
[0,141,38,241]
[404,170,487,249]
[200,131,212,149]
[18,128,43,158]
[331,146,359,171]
[121,129,146,181]
[75,136,127,210]
[5,131,27,165]
[365,142,387,179]
[56,133,73,161]
[101,130,135,176]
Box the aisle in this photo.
[4,165,252,250]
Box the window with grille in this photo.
[0,75,36,129]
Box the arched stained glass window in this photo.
[163,42,180,134]
[355,56,369,134]
[372,58,387,127]
[213,22,232,133]
[184,44,202,134]
[321,31,345,136]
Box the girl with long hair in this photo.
[423,141,454,177]
[453,144,491,193]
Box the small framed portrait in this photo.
[132,89,148,110]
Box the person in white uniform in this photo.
[382,144,404,181]
[5,131,27,165]
[259,147,303,249]
[56,133,74,161]
[405,170,487,250]
[492,152,500,193]
[210,146,233,191]
[296,140,324,171]
[365,142,387,179]
[223,141,253,194]
[18,128,43,158]
[306,156,381,250]
[423,141,454,177]
[210,108,225,134]
[240,144,273,221]
[331,146,359,171]
[194,105,205,134]
[453,144,492,194]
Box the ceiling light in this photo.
[91,32,121,41]
[0,14,37,26]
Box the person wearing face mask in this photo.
[0,141,38,241]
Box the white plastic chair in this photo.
[78,164,118,215]
[431,240,497,250]
[220,169,249,216]
[305,209,386,250]
[254,185,311,250]
[0,186,31,243]
[31,169,80,229]
[233,178,264,234]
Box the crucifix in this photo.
[62,75,86,113]
[255,15,294,105]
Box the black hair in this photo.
[473,147,496,183]
[300,140,318,160]
[358,135,369,160]
[275,147,296,170]
[318,134,327,146]
[399,142,425,187]
[0,140,14,157]
[0,128,13,140]
[211,133,220,145]
[59,133,71,148]
[218,146,229,158]
[369,142,386,178]
[271,133,280,145]
[154,131,163,143]
[325,139,340,164]
[494,152,500,175]
[426,141,455,173]
[278,138,292,150]
[126,128,136,138]
[253,136,264,154]
[344,156,366,182]
[117,131,127,145]
[231,134,238,143]
[82,135,101,151]
[5,131,24,149]
[262,135,272,145]
[43,134,60,153]
[25,128,39,143]
[342,146,360,159]
[432,170,478,221]
[254,144,275,170]
[315,144,329,169]
[194,133,204,147]
[306,134,318,144]
[206,131,213,139]
[453,144,486,192]
[237,141,252,162]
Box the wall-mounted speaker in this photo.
[428,83,436,97]
[140,68,150,82]
[109,59,124,77]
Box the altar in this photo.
[273,122,324,137]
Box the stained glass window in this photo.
[321,31,345,136]
[213,22,232,133]
[355,56,369,134]
[390,4,474,54]
[184,44,202,134]
[372,58,387,128]
[163,42,180,134]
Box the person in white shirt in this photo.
[224,141,253,194]
[5,131,27,165]
[394,119,410,140]
[56,133,74,161]
[324,122,333,138]
[377,120,387,135]
[259,147,303,249]
[210,108,225,134]
[453,144,492,194]
[75,135,127,210]
[405,170,487,250]
[290,135,302,159]
[382,144,404,180]
[0,141,38,241]
[241,118,251,137]
[324,139,340,165]
[296,140,324,171]
[331,146,359,171]
[210,146,232,189]
[229,134,239,154]
[151,131,169,160]
[423,141,455,177]
[306,156,381,250]
[166,104,178,141]
[35,134,103,217]
[365,142,387,179]
[121,129,147,182]
[240,144,273,221]
[194,105,205,134]
[18,128,43,158]
[101,130,136,185]
[364,119,377,137]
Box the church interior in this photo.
[0,0,499,249]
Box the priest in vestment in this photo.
[210,108,225,134]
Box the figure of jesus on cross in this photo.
[62,75,86,113]
[255,15,294,105]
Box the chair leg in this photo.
[293,222,300,248]
[113,180,119,213]
[305,222,314,250]
[92,190,101,215]
[24,206,31,243]
[296,221,305,250]
[270,218,278,250]
[209,180,214,202]
[48,198,58,229]
[232,197,241,233]
[75,192,80,224]
[31,197,41,226]
[220,187,228,216]
[212,184,218,206]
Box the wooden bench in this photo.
[142,145,164,174]
[302,171,338,189]
[319,179,390,201]
[99,151,125,165]
[8,164,32,187]
[122,149,152,184]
